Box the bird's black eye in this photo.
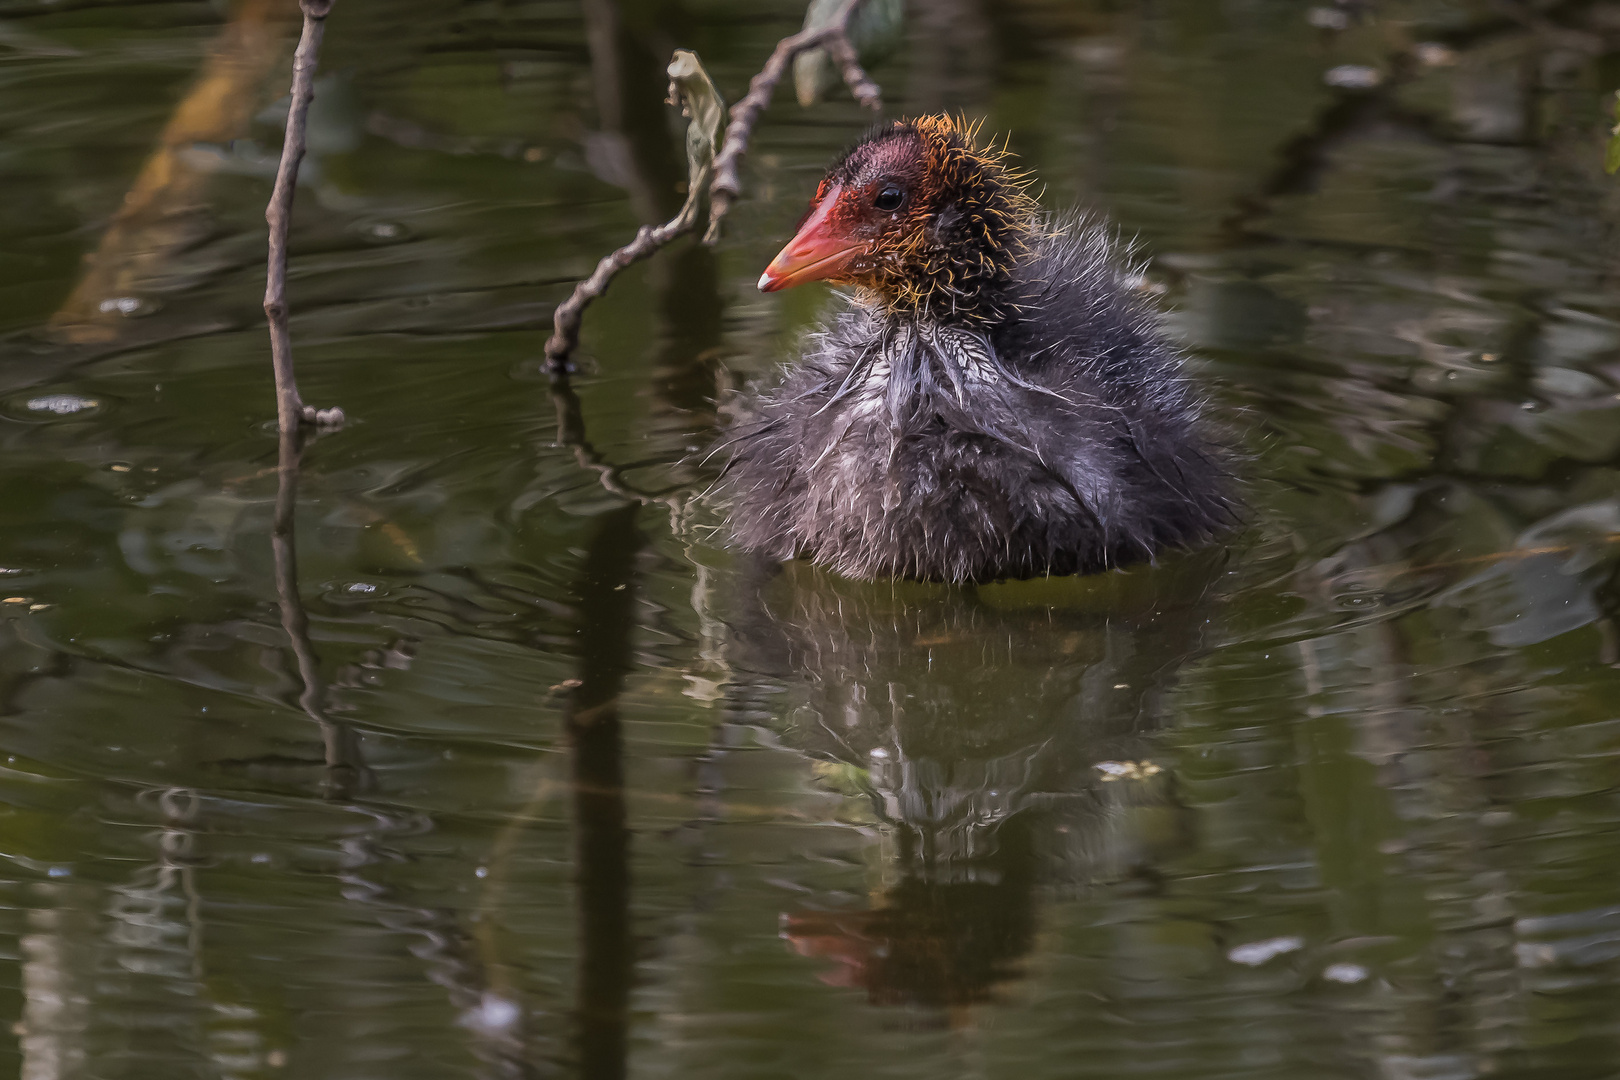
[872,185,905,212]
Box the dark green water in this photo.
[3,0,1620,1076]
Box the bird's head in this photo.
[758,115,1039,325]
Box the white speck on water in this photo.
[1322,962,1368,983]
[46,866,70,878]
[98,296,141,315]
[460,993,520,1034]
[26,394,99,416]
[869,748,889,760]
[1515,942,1559,968]
[251,853,272,864]
[1414,42,1457,67]
[1307,6,1350,30]
[347,582,377,594]
[1324,64,1383,89]
[474,865,488,879]
[1228,936,1304,966]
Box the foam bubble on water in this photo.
[1228,936,1304,966]
[1322,962,1368,983]
[1324,64,1383,89]
[459,993,521,1034]
[1414,42,1457,67]
[98,296,142,315]
[26,394,98,416]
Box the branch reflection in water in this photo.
[270,422,366,798]
[470,0,726,1068]
[272,424,553,1078]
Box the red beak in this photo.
[758,185,864,292]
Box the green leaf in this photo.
[665,50,726,235]
[793,0,903,108]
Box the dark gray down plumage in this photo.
[715,216,1238,583]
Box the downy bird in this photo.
[717,115,1235,583]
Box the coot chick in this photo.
[717,115,1235,583]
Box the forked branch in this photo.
[707,0,881,231]
[545,50,724,371]
[543,0,882,370]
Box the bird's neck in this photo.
[875,214,1035,329]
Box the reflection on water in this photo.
[4,0,1620,1077]
[49,0,300,345]
[738,560,1216,1013]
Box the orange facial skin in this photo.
[757,116,1039,325]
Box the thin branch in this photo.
[707,0,881,232]
[545,48,723,370]
[264,0,343,434]
[544,218,692,370]
[543,6,881,369]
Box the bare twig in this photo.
[707,0,881,233]
[545,218,694,371]
[544,4,882,370]
[264,0,343,434]
[545,49,723,370]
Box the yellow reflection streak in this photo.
[50,0,298,343]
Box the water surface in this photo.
[3,1,1620,1077]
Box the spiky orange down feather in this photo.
[840,116,1042,324]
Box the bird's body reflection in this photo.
[718,554,1223,1014]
